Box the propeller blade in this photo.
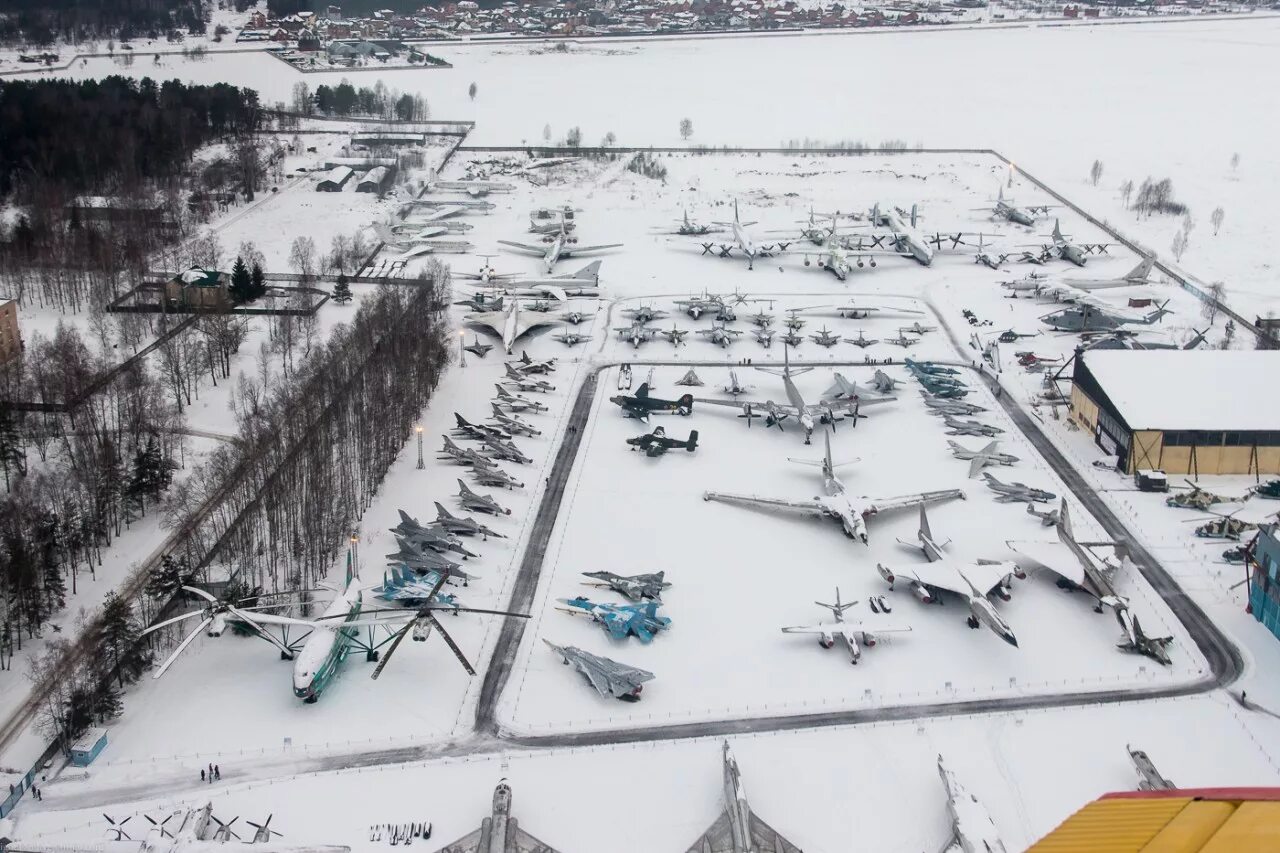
[370,623,413,680]
[445,606,531,618]
[226,608,295,656]
[426,612,475,675]
[180,585,220,604]
[141,608,211,637]
[154,616,214,678]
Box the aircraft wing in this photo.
[782,621,912,635]
[870,490,964,514]
[464,310,507,334]
[563,242,623,255]
[891,561,1015,598]
[685,809,804,853]
[514,311,560,338]
[1006,539,1086,587]
[427,821,551,853]
[416,206,464,223]
[498,239,547,255]
[703,491,827,519]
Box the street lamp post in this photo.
[416,425,424,469]
[458,329,467,367]
[350,534,360,576]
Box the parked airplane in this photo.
[433,501,504,539]
[921,379,971,400]
[704,431,963,544]
[493,384,547,413]
[749,309,774,327]
[698,346,888,444]
[375,566,460,606]
[781,587,911,664]
[469,261,604,298]
[502,363,555,392]
[550,331,591,348]
[976,186,1054,227]
[860,203,994,267]
[453,413,510,442]
[489,404,541,437]
[753,327,777,347]
[614,319,660,349]
[393,508,480,560]
[626,425,699,457]
[823,373,897,404]
[465,297,560,354]
[983,472,1055,503]
[937,755,1009,853]
[1128,744,1175,791]
[1040,300,1172,333]
[723,369,753,396]
[556,596,671,642]
[609,383,694,421]
[1058,256,1157,290]
[879,505,1021,647]
[657,325,689,346]
[439,434,497,468]
[621,303,670,323]
[456,479,512,515]
[1027,219,1115,266]
[809,326,843,347]
[543,639,655,701]
[870,370,899,394]
[948,440,1020,478]
[685,742,803,853]
[499,222,622,274]
[845,329,879,348]
[780,328,805,348]
[1026,503,1060,527]
[470,465,524,490]
[479,435,531,465]
[883,330,920,348]
[692,200,793,270]
[1008,500,1173,664]
[581,570,671,602]
[698,322,744,348]
[428,780,558,853]
[7,804,352,853]
[905,358,960,375]
[657,208,725,236]
[428,177,514,197]
[901,320,937,336]
[999,271,1054,295]
[944,416,1002,437]
[461,336,494,358]
[385,537,465,579]
[803,233,905,280]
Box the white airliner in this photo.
[704,430,963,545]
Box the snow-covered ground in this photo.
[7,21,1280,850]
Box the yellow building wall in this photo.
[1072,386,1100,432]
[1131,431,1164,474]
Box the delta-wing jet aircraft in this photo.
[878,505,1022,647]
[937,755,1009,853]
[781,587,911,664]
[464,297,560,354]
[684,742,803,853]
[1008,500,1174,664]
[499,222,622,274]
[703,432,963,544]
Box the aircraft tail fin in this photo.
[677,393,694,414]
[816,587,858,619]
[634,382,650,399]
[434,500,454,520]
[918,502,933,543]
[910,203,919,228]
[1053,218,1064,241]
[1128,256,1155,282]
[571,260,603,282]
[1056,498,1074,544]
[685,430,699,452]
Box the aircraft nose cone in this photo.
[1004,633,1019,648]
[859,534,868,544]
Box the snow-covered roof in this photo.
[70,727,107,752]
[1081,349,1280,432]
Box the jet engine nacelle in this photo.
[412,621,431,641]
[876,562,896,586]
[995,584,1012,602]
[818,631,834,649]
[207,613,229,636]
[911,582,934,604]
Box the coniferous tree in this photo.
[332,273,352,305]
[146,554,197,601]
[250,262,267,300]
[92,683,123,723]
[0,406,25,491]
[99,592,150,687]
[228,256,253,304]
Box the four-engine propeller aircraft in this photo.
[781,587,911,664]
[543,639,655,701]
[657,208,726,236]
[975,186,1055,227]
[1008,500,1173,664]
[610,383,695,420]
[684,741,803,853]
[626,425,700,457]
[498,221,622,274]
[878,505,1022,647]
[1026,219,1115,267]
[691,201,793,271]
[704,431,963,544]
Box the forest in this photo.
[0,0,210,44]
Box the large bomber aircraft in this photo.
[464,297,560,354]
[877,505,1022,647]
[499,221,622,274]
[975,186,1055,227]
[703,431,963,545]
[691,200,793,271]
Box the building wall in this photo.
[0,300,20,364]
[1250,526,1280,641]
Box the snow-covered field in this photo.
[7,19,1280,851]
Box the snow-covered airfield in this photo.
[12,17,1280,852]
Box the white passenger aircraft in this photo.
[703,431,963,545]
[878,505,1023,647]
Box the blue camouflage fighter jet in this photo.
[556,596,671,642]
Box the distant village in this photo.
[235,0,1249,48]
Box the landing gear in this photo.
[366,650,380,662]
[967,616,980,629]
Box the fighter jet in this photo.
[697,322,743,348]
[713,303,738,323]
[749,310,774,327]
[556,596,671,642]
[626,426,699,457]
[809,326,842,348]
[723,369,753,396]
[462,336,495,358]
[456,479,512,516]
[439,434,497,468]
[581,570,671,602]
[493,384,547,413]
[674,369,705,387]
[674,294,720,320]
[870,370,900,394]
[845,329,879,348]
[561,309,588,325]
[374,566,461,605]
[922,380,971,400]
[1026,503,1060,527]
[543,640,655,701]
[1025,219,1115,267]
[822,373,897,403]
[704,431,963,545]
[453,413,510,442]
[781,587,912,664]
[944,416,1003,437]
[937,755,1009,853]
[976,186,1055,227]
[464,297,560,355]
[393,509,480,560]
[691,200,793,271]
[470,465,524,490]
[480,435,532,465]
[698,346,889,444]
[455,291,504,312]
[948,440,1020,478]
[983,472,1055,503]
[659,325,690,346]
[878,505,1021,647]
[509,351,556,374]
[552,331,592,347]
[609,383,694,421]
[1008,500,1173,664]
[1128,745,1175,791]
[385,537,467,580]
[684,742,804,853]
[782,311,807,331]
[621,304,669,323]
[614,319,660,349]
[753,327,777,348]
[489,404,541,437]
[498,221,622,274]
[502,363,555,392]
[433,501,504,539]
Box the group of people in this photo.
[200,763,221,783]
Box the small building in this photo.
[165,267,230,310]
[69,727,108,767]
[0,299,21,365]
[1249,524,1280,639]
[356,166,393,193]
[316,166,354,192]
[1071,350,1280,475]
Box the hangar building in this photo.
[1070,350,1280,476]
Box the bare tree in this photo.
[237,241,266,274]
[288,236,317,282]
[1203,281,1226,324]
[187,231,222,270]
[542,124,551,142]
[1171,228,1189,263]
[679,118,694,141]
[1089,159,1104,186]
[468,81,477,100]
[1231,152,1241,172]
[291,81,312,115]
[1211,206,1225,235]
[1119,179,1134,208]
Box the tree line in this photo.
[290,80,430,122]
[0,0,208,46]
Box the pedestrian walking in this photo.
[201,769,206,782]
[214,765,220,780]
